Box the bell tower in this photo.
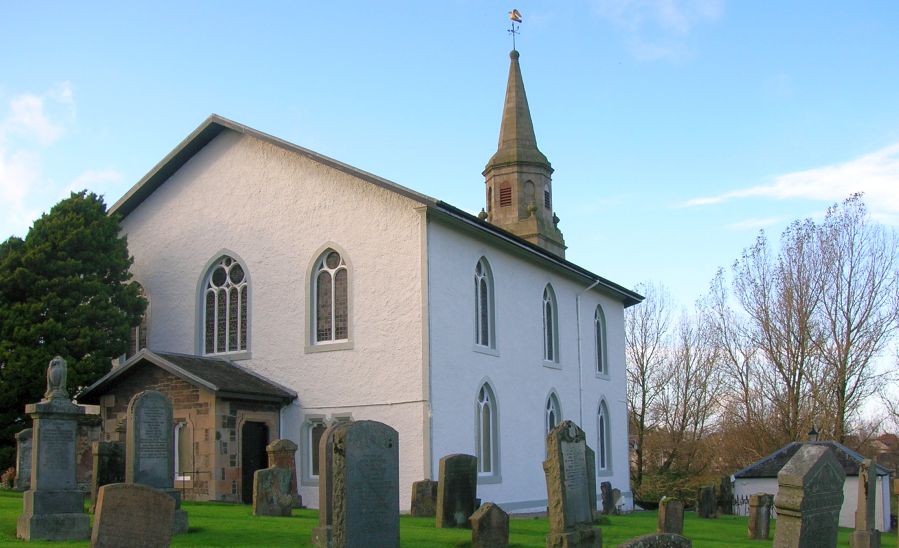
[482,49,565,257]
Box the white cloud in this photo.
[683,143,899,222]
[725,216,783,231]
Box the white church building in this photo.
[80,49,642,512]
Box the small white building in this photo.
[81,49,642,512]
[732,440,892,531]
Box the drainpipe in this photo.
[576,279,600,426]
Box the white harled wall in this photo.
[425,218,632,512]
[120,129,427,510]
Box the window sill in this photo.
[595,372,611,381]
[542,360,561,370]
[477,473,502,485]
[473,345,499,357]
[305,341,354,354]
[203,350,251,361]
[597,468,613,478]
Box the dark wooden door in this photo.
[241,421,269,504]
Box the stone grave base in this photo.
[17,489,90,541]
[849,530,881,548]
[546,525,601,548]
[311,525,332,548]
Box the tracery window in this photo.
[203,255,248,354]
[474,258,495,348]
[543,285,559,363]
[545,392,561,436]
[595,305,608,375]
[476,383,498,475]
[313,249,348,343]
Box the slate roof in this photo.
[732,440,891,479]
[108,114,643,308]
[77,350,296,405]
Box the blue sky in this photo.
[2,1,899,311]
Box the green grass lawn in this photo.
[0,490,895,547]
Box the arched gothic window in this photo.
[474,258,495,348]
[476,383,498,475]
[595,305,607,375]
[598,400,611,471]
[545,392,561,435]
[543,285,559,362]
[313,249,348,343]
[203,255,248,354]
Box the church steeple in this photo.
[483,50,565,257]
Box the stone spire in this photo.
[483,50,565,257]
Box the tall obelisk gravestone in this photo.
[17,357,91,540]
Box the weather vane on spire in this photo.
[508,9,522,50]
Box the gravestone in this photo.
[617,533,692,547]
[773,444,845,548]
[543,420,601,548]
[612,489,622,513]
[14,428,32,491]
[90,441,125,512]
[696,486,716,518]
[311,420,399,548]
[748,493,773,540]
[126,390,188,534]
[717,475,734,515]
[657,497,684,535]
[411,479,438,517]
[470,502,509,548]
[266,438,301,508]
[91,483,174,548]
[16,357,91,541]
[600,481,613,515]
[436,453,478,528]
[253,466,293,516]
[585,445,597,515]
[849,459,880,548]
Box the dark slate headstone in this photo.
[617,533,693,547]
[717,475,734,515]
[585,445,597,515]
[470,502,509,548]
[657,497,684,535]
[91,483,174,548]
[90,441,125,512]
[16,357,91,541]
[601,481,614,515]
[773,444,845,548]
[311,421,399,548]
[748,493,773,540]
[126,390,188,534]
[267,438,301,508]
[436,453,478,528]
[696,486,717,519]
[543,420,601,548]
[849,459,880,548]
[253,467,293,517]
[410,479,438,517]
[14,428,32,491]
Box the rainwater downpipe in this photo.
[576,278,600,426]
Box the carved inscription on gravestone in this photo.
[561,440,590,527]
[37,421,76,489]
[126,390,173,489]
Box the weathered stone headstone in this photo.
[266,438,301,508]
[14,428,32,491]
[544,420,601,548]
[612,489,622,513]
[253,466,293,516]
[696,486,716,519]
[773,444,845,548]
[617,533,692,547]
[91,483,174,548]
[748,493,773,540]
[311,421,399,548]
[126,390,188,534]
[657,497,684,535]
[600,481,614,515]
[850,459,881,548]
[470,502,509,548]
[436,453,478,528]
[717,475,734,515]
[90,441,125,512]
[585,445,597,515]
[411,479,438,517]
[16,357,91,541]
